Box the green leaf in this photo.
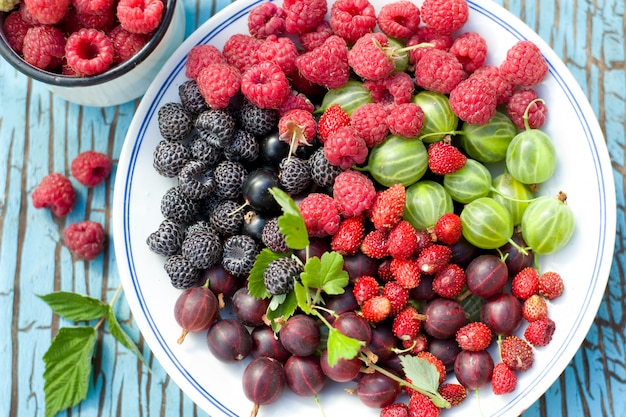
[266,292,298,333]
[106,307,151,371]
[43,326,96,417]
[326,328,363,367]
[294,282,312,314]
[301,252,349,295]
[400,356,451,408]
[38,292,109,321]
[269,188,309,250]
[248,249,289,299]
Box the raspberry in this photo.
[390,258,421,289]
[433,212,462,245]
[329,0,377,44]
[181,230,222,270]
[387,221,418,260]
[222,33,263,73]
[63,220,105,260]
[360,229,389,259]
[22,26,65,70]
[108,25,147,63]
[257,34,298,75]
[380,403,409,417]
[427,141,467,175]
[309,147,343,188]
[72,0,115,15]
[160,186,199,224]
[511,267,540,300]
[158,102,193,142]
[353,275,379,305]
[416,244,452,275]
[350,103,389,147]
[524,316,556,347]
[153,140,191,177]
[282,0,327,35]
[406,26,453,65]
[332,170,377,217]
[522,294,549,322]
[116,0,163,34]
[278,109,316,154]
[449,31,488,73]
[377,1,421,40]
[213,160,247,199]
[3,10,33,53]
[438,383,467,406]
[73,7,116,31]
[369,183,406,231]
[277,90,315,117]
[247,1,285,38]
[165,254,201,289]
[240,61,290,109]
[364,72,414,111]
[297,20,332,52]
[420,0,469,35]
[23,0,70,25]
[348,32,396,81]
[432,263,466,298]
[491,362,517,395]
[386,102,424,138]
[323,126,369,170]
[239,100,278,136]
[295,35,350,90]
[499,40,549,86]
[407,391,440,417]
[178,160,215,200]
[414,49,466,95]
[473,64,515,105]
[65,28,114,76]
[538,271,564,299]
[146,219,184,256]
[381,280,409,316]
[360,295,392,323]
[31,173,76,217]
[500,335,534,372]
[298,193,341,238]
[331,216,365,256]
[71,150,112,187]
[392,305,422,341]
[209,200,243,236]
[185,44,227,79]
[507,88,548,130]
[456,322,492,351]
[278,156,311,195]
[222,234,259,277]
[197,63,241,109]
[318,104,351,143]
[449,74,498,125]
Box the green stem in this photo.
[109,284,123,308]
[418,130,465,141]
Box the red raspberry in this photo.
[407,391,440,417]
[331,216,365,256]
[500,40,549,86]
[22,26,65,70]
[282,0,327,35]
[507,88,548,130]
[524,316,556,346]
[456,322,492,351]
[74,7,116,31]
[390,258,421,289]
[329,0,377,44]
[377,1,421,40]
[438,383,467,406]
[360,229,389,259]
[277,90,315,117]
[298,193,341,237]
[348,32,396,81]
[298,20,333,52]
[449,74,498,125]
[473,64,515,105]
[491,362,517,395]
[416,244,452,275]
[538,271,564,300]
[432,263,466,298]
[247,1,286,38]
[72,0,115,15]
[197,63,241,109]
[3,10,34,54]
[386,102,424,138]
[511,266,540,300]
[278,108,316,154]
[108,25,147,63]
[32,173,76,217]
[332,170,377,217]
[295,35,350,90]
[349,102,389,147]
[392,305,422,341]
[449,31,488,73]
[500,335,534,372]
[185,44,227,79]
[323,126,369,170]
[353,275,379,305]
[64,220,106,260]
[116,0,163,34]
[240,61,290,109]
[222,33,263,73]
[406,26,453,65]
[19,1,40,25]
[71,150,112,187]
[420,0,469,35]
[415,49,466,94]
[382,280,409,316]
[380,403,409,417]
[369,183,406,231]
[257,34,298,75]
[23,0,70,25]
[65,28,114,76]
[427,141,467,175]
[361,295,392,323]
[364,71,414,111]
[318,104,351,143]
[433,212,462,245]
[387,220,418,260]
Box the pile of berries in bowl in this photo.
[0,0,184,106]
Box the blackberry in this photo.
[189,132,223,166]
[210,199,244,236]
[239,100,279,136]
[178,79,208,115]
[224,130,260,162]
[214,160,248,199]
[196,192,222,218]
[158,102,194,142]
[309,147,342,188]
[186,219,219,237]
[146,219,185,256]
[181,230,223,269]
[153,140,191,178]
[261,217,289,253]
[279,156,311,195]
[195,109,236,149]
[178,160,215,200]
[221,234,259,277]
[263,256,303,295]
[161,186,200,224]
[165,254,203,289]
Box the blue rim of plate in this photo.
[115,1,616,416]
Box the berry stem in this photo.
[418,130,465,141]
[522,98,545,131]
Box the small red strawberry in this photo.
[416,244,452,275]
[432,263,466,298]
[380,403,409,417]
[538,271,564,300]
[416,351,447,385]
[491,362,517,395]
[369,183,406,231]
[382,280,410,316]
[428,140,467,175]
[511,266,540,300]
[352,275,380,305]
[500,335,534,372]
[387,220,418,259]
[433,212,462,245]
[401,333,429,355]
[390,258,421,289]
[415,227,435,254]
[378,258,395,282]
[455,321,492,351]
[331,216,365,256]
[360,295,392,323]
[317,103,350,143]
[408,391,441,417]
[392,305,423,341]
[524,316,556,346]
[360,229,390,259]
[438,383,467,406]
[522,294,548,322]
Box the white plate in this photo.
[112,0,616,416]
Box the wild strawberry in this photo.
[331,216,365,256]
[277,108,316,157]
[428,140,467,175]
[387,220,418,259]
[524,316,556,347]
[353,275,379,305]
[491,362,517,395]
[433,212,462,245]
[408,391,440,417]
[455,322,492,351]
[360,229,389,259]
[432,263,466,298]
[380,403,409,417]
[500,335,534,372]
[378,258,394,282]
[522,294,548,322]
[317,103,350,143]
[390,258,421,289]
[511,266,540,300]
[416,351,446,384]
[392,305,423,341]
[438,383,467,406]
[382,281,410,316]
[361,295,392,323]
[538,271,564,300]
[401,333,429,355]
[414,227,434,254]
[369,183,406,231]
[416,244,452,275]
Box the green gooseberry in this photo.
[505,128,557,184]
[412,91,459,143]
[460,112,518,163]
[404,180,454,230]
[317,80,373,116]
[365,135,428,187]
[443,159,492,204]
[521,192,575,255]
[491,173,535,225]
[460,197,514,250]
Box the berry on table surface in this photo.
[31,172,76,217]
[63,220,106,260]
[71,150,112,188]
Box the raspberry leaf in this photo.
[37,291,109,321]
[106,307,150,370]
[248,248,289,299]
[269,187,309,250]
[400,356,451,408]
[326,328,364,367]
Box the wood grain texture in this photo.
[0,0,624,416]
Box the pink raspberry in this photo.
[278,109,317,153]
[386,103,424,138]
[406,26,453,65]
[473,65,515,105]
[197,63,241,109]
[377,1,421,40]
[282,0,327,35]
[22,26,65,70]
[449,31,488,73]
[3,10,34,54]
[350,103,389,147]
[298,20,333,52]
[257,34,298,75]
[449,74,498,125]
[332,170,377,217]
[295,35,350,90]
[414,48,466,94]
[329,0,377,44]
[420,0,469,35]
[499,40,549,86]
[185,44,227,79]
[247,2,286,38]
[19,1,40,25]
[298,193,341,237]
[348,32,396,81]
[23,0,70,25]
[71,150,113,187]
[507,88,548,130]
[108,25,148,63]
[72,0,115,15]
[222,33,263,73]
[65,28,114,76]
[240,61,290,109]
[324,126,369,170]
[64,220,106,260]
[364,72,414,111]
[76,7,116,30]
[289,71,325,98]
[277,90,315,117]
[31,173,76,217]
[117,0,163,34]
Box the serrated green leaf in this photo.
[106,307,150,370]
[38,292,109,321]
[269,188,310,250]
[248,249,289,299]
[400,356,451,408]
[326,328,363,368]
[294,282,312,314]
[301,252,349,295]
[266,292,298,333]
[43,326,96,417]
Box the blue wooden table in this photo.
[1,0,624,416]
